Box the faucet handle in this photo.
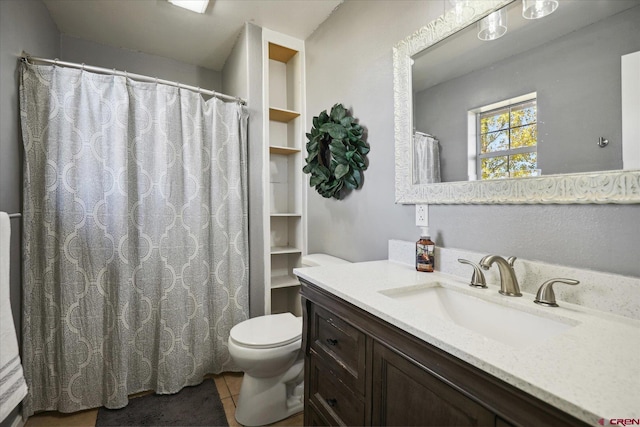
[458,259,487,288]
[534,278,580,307]
[507,256,517,267]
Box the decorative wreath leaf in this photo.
[303,103,369,199]
[335,164,350,179]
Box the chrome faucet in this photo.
[479,255,522,297]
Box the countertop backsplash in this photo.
[388,239,640,320]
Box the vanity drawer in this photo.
[308,302,367,393]
[305,401,332,426]
[309,352,366,427]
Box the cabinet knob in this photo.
[326,398,337,407]
[326,338,338,346]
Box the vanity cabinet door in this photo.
[372,341,495,427]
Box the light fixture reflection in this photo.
[477,9,507,41]
[522,0,559,19]
[449,0,468,24]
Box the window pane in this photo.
[510,101,536,126]
[480,108,509,133]
[511,168,541,178]
[477,97,538,181]
[481,130,508,153]
[510,124,537,148]
[482,155,509,180]
[509,152,537,177]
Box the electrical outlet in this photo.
[415,204,429,226]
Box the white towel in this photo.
[414,132,441,184]
[0,212,28,422]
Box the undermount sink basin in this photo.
[379,283,576,349]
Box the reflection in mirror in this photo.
[412,0,640,183]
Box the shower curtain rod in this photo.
[415,130,435,138]
[20,53,246,105]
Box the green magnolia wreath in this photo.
[303,104,369,199]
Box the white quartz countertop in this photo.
[293,260,640,425]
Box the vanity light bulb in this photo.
[522,0,559,20]
[477,9,507,41]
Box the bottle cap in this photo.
[420,226,430,238]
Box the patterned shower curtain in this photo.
[19,63,249,415]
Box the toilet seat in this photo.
[230,313,302,349]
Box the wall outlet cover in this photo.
[415,204,428,226]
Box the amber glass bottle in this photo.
[416,227,435,273]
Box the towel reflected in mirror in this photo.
[413,132,441,184]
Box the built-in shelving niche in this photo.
[264,33,306,316]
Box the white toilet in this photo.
[228,253,349,426]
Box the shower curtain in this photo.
[414,132,441,184]
[19,63,249,415]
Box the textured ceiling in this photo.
[43,0,343,71]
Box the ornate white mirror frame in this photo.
[393,0,640,204]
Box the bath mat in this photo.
[96,379,229,426]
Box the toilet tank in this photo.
[302,253,351,267]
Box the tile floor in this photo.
[23,372,304,427]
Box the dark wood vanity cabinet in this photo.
[372,341,495,426]
[305,299,368,425]
[300,279,589,427]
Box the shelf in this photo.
[265,32,305,317]
[271,274,301,289]
[269,108,300,123]
[269,43,298,63]
[270,145,301,155]
[270,246,302,255]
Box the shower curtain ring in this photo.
[81,63,85,71]
[54,58,59,66]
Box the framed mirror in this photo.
[393,0,640,204]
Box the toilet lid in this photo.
[229,313,302,349]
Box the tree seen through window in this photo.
[478,99,538,180]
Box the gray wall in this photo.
[0,2,60,425]
[305,0,640,278]
[305,0,432,264]
[60,35,221,91]
[415,6,640,182]
[222,23,265,317]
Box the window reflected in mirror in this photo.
[478,98,538,180]
[411,1,639,183]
